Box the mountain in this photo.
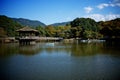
[11,18,46,27]
[50,21,71,26]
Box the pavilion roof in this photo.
[16,26,38,32]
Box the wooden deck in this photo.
[0,37,63,44]
[16,36,63,43]
[36,37,63,41]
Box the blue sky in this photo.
[0,0,120,25]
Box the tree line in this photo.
[36,18,120,39]
[0,15,120,39]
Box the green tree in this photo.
[99,18,120,38]
[0,15,22,37]
[45,25,56,37]
[70,18,99,39]
[36,26,46,36]
[0,27,7,37]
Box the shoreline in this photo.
[1,37,119,44]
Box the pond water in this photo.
[0,42,120,80]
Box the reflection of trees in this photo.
[0,43,42,57]
[43,43,72,55]
[43,42,103,57]
[0,42,119,58]
[100,43,120,56]
[0,43,18,57]
[70,42,120,57]
[18,45,42,56]
[71,42,102,56]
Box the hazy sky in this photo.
[0,0,120,24]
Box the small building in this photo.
[16,26,39,45]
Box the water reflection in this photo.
[0,42,120,57]
[0,42,120,80]
[0,43,42,57]
[0,43,18,57]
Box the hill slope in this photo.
[50,21,70,26]
[0,15,22,37]
[11,18,46,27]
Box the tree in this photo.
[70,18,99,39]
[45,25,56,37]
[36,26,46,36]
[0,27,7,37]
[99,18,120,38]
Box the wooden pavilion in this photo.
[16,26,39,45]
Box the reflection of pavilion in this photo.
[16,26,39,45]
[18,45,41,56]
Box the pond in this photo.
[0,41,120,80]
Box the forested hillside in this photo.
[70,18,100,39]
[0,15,120,39]
[99,18,120,38]
[12,18,46,27]
[36,17,120,39]
[50,21,70,26]
[0,15,22,37]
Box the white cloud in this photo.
[106,14,120,20]
[85,14,105,21]
[97,2,120,9]
[97,3,109,9]
[109,3,115,7]
[84,6,93,13]
[113,0,120,3]
[116,3,120,7]
[84,14,120,21]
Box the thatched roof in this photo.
[16,26,38,32]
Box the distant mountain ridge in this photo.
[11,18,46,27]
[50,21,71,26]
